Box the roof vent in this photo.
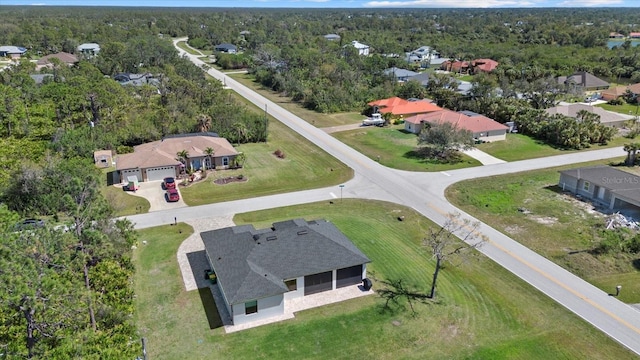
[297,230,308,235]
[253,234,260,241]
[266,235,277,241]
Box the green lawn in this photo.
[446,157,640,302]
[333,124,481,171]
[101,186,149,216]
[478,133,631,162]
[598,102,640,116]
[134,200,633,359]
[179,118,353,206]
[175,41,201,56]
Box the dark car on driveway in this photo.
[166,188,180,202]
[163,177,176,190]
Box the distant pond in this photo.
[607,40,640,49]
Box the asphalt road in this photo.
[130,38,640,354]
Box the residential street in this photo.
[128,38,640,354]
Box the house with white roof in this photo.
[349,41,370,56]
[0,46,27,59]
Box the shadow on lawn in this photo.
[198,288,224,329]
[187,251,225,329]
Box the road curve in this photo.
[132,38,640,354]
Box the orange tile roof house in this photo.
[440,58,499,74]
[115,134,238,182]
[404,109,509,142]
[601,83,640,101]
[368,97,442,117]
[472,59,499,73]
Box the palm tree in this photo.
[233,122,249,145]
[203,147,215,170]
[195,114,212,133]
[176,150,190,171]
[624,143,640,166]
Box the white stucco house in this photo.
[201,219,371,326]
[349,40,370,56]
[559,166,640,211]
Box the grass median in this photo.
[134,200,633,359]
[446,157,640,303]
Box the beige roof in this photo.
[116,135,238,170]
[36,52,78,65]
[545,104,626,125]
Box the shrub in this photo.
[273,149,286,159]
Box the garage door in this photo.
[121,169,142,182]
[146,166,176,182]
[304,271,333,296]
[336,265,363,289]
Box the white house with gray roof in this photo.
[349,41,370,56]
[201,219,371,326]
[559,166,640,211]
[77,43,100,58]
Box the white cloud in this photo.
[30,3,46,4]
[306,0,331,2]
[364,0,540,7]
[558,0,623,6]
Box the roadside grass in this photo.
[99,165,150,216]
[176,41,200,55]
[446,157,640,302]
[228,72,360,128]
[134,200,633,359]
[179,117,353,206]
[598,102,640,116]
[333,124,481,171]
[478,133,631,162]
[101,186,149,216]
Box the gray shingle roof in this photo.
[560,166,640,203]
[384,67,418,79]
[201,219,370,305]
[556,71,609,89]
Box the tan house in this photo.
[36,52,79,70]
[404,109,508,142]
[545,104,628,128]
[115,134,238,182]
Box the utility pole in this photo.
[264,103,268,143]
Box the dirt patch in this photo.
[528,215,558,225]
[214,176,248,185]
[505,225,523,234]
[557,192,607,217]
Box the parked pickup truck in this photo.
[362,113,385,126]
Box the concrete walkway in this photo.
[463,148,506,165]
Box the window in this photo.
[223,157,229,166]
[285,279,297,291]
[583,181,590,191]
[245,300,257,314]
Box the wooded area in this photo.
[0,6,639,358]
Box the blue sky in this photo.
[1,0,638,8]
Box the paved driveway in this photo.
[123,180,188,212]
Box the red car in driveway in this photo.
[166,188,180,202]
[163,177,176,189]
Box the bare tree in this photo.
[425,212,487,299]
[378,212,487,314]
